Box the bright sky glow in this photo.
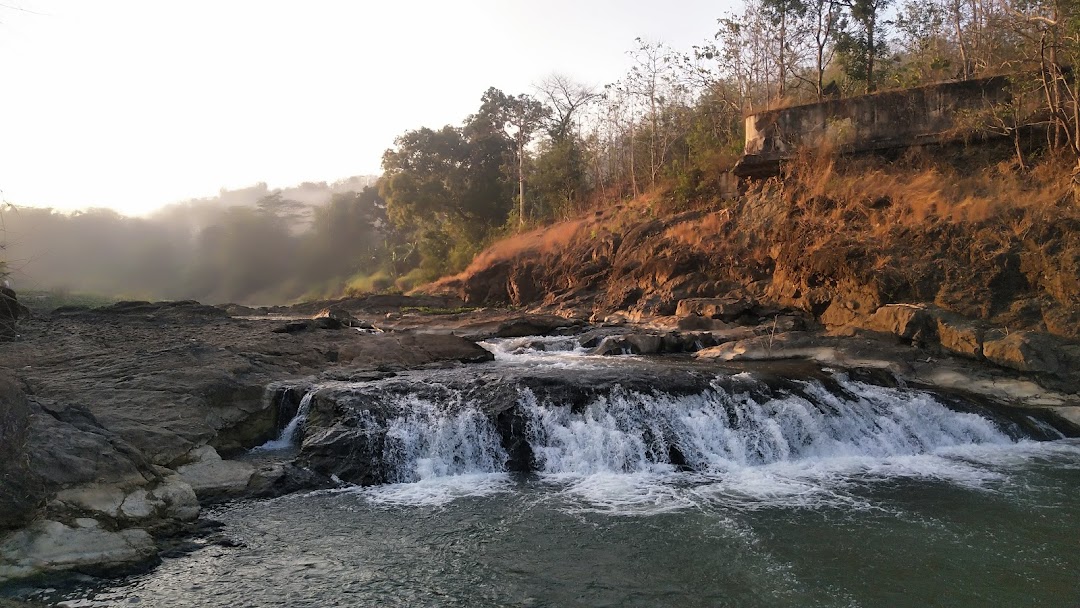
[1,1,731,215]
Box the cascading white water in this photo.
[358,375,1014,483]
[479,335,597,369]
[379,395,508,483]
[254,392,315,451]
[520,378,1012,476]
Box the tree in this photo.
[806,0,843,96]
[380,91,519,275]
[837,0,892,91]
[536,74,599,142]
[761,0,810,98]
[475,88,551,226]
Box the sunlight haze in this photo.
[0,0,727,216]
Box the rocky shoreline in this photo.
[1,293,1078,586]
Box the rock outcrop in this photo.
[0,302,497,583]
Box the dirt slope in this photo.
[428,160,1079,340]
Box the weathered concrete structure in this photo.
[734,76,1019,177]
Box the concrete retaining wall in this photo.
[734,76,1019,177]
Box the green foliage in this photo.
[834,0,893,92]
[18,289,118,312]
[531,136,589,220]
[380,88,530,276]
[393,267,435,293]
[344,270,394,295]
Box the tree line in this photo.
[4,0,1077,304]
[379,0,1078,279]
[2,184,392,304]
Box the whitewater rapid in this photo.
[260,336,1078,512]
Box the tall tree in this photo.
[806,0,843,96]
[837,0,892,91]
[536,74,599,142]
[761,0,809,98]
[479,89,550,226]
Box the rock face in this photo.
[175,446,256,501]
[0,303,501,583]
[0,373,43,530]
[982,331,1064,375]
[934,312,984,359]
[832,304,1080,383]
[424,187,1079,347]
[864,304,933,343]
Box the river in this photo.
[23,336,1080,607]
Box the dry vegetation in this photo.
[432,147,1079,340]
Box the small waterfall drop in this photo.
[254,391,314,451]
[329,374,1025,487]
[519,378,1014,476]
[379,395,508,483]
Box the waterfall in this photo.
[254,391,314,451]
[519,379,1013,475]
[333,375,1018,482]
[379,395,508,483]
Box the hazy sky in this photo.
[1,1,731,216]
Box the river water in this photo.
[26,337,1080,607]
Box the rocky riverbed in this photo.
[0,293,1077,588]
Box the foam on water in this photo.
[357,473,512,507]
[309,370,1068,513]
[479,335,603,369]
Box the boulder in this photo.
[55,485,126,519]
[982,330,1063,375]
[0,520,157,582]
[221,303,262,316]
[820,299,861,330]
[272,320,314,333]
[675,297,755,321]
[148,476,201,522]
[53,478,200,524]
[864,304,933,342]
[313,307,372,329]
[457,314,581,340]
[695,332,819,361]
[676,314,737,331]
[95,300,229,319]
[934,312,984,359]
[576,328,632,349]
[591,334,664,356]
[705,326,759,343]
[175,446,255,501]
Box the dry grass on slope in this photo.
[426,148,1077,338]
[740,149,1080,336]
